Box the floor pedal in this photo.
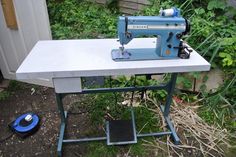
[106,120,137,145]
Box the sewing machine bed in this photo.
[16,38,210,80]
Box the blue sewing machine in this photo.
[111,7,191,61]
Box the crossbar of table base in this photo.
[56,111,177,156]
[60,84,168,97]
[61,132,172,144]
[137,132,172,138]
[63,137,107,143]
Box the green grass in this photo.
[71,90,161,156]
[129,141,149,156]
[0,80,24,101]
[86,139,151,157]
[8,80,23,91]
[86,142,118,157]
[0,90,11,101]
[87,92,161,131]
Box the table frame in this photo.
[55,73,179,157]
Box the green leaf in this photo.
[203,75,209,83]
[219,37,236,46]
[219,52,227,58]
[194,8,205,15]
[207,0,226,10]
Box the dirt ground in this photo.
[1,81,233,157]
[0,82,100,157]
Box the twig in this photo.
[142,96,232,157]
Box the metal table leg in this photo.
[55,93,67,157]
[161,73,180,144]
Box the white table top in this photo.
[16,38,210,80]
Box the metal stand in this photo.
[55,73,179,157]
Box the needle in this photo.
[119,45,125,54]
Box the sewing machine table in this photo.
[16,38,210,157]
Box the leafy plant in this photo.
[219,37,236,69]
[207,0,226,10]
[47,0,118,39]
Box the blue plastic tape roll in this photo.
[13,113,39,133]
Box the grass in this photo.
[86,142,118,157]
[0,80,23,101]
[86,139,150,157]
[87,92,161,131]
[7,80,23,91]
[0,90,11,101]
[71,89,162,156]
[129,141,150,156]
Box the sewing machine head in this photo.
[111,7,191,61]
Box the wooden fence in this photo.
[95,0,151,14]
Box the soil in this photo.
[0,82,97,157]
[0,81,229,157]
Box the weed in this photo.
[0,80,24,101]
[8,80,23,91]
[0,91,11,101]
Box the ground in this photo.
[0,81,154,157]
[0,82,95,157]
[0,81,234,157]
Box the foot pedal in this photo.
[106,120,137,145]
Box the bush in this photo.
[47,0,117,39]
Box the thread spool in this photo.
[160,8,178,17]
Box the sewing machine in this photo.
[111,8,191,61]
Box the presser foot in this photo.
[111,48,131,60]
